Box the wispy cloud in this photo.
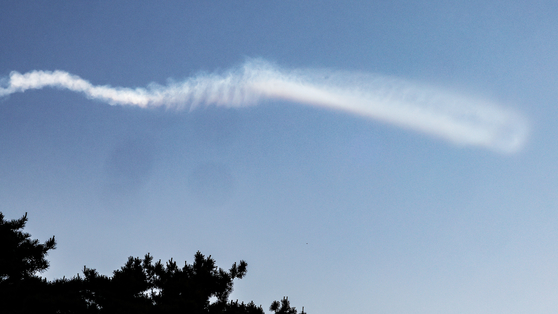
[0,59,528,153]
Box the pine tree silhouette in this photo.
[0,212,306,314]
[0,212,56,283]
[270,297,306,314]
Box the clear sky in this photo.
[1,1,558,313]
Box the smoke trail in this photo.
[0,59,528,153]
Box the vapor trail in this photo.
[0,60,527,153]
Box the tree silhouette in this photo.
[0,212,56,283]
[270,297,306,314]
[77,252,262,314]
[0,212,306,314]
[0,212,60,313]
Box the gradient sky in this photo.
[2,1,558,313]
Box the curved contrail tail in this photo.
[0,60,528,153]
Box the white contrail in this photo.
[0,59,528,153]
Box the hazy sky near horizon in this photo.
[2,1,558,313]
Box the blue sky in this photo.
[1,1,558,313]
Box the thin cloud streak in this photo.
[0,60,528,153]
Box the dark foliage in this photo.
[270,297,306,314]
[0,212,306,314]
[0,212,56,283]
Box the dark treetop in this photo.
[0,212,306,314]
